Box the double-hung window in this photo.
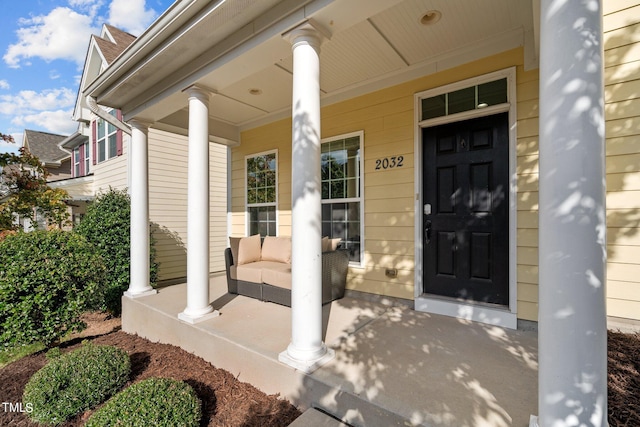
[73,143,89,177]
[246,151,277,237]
[73,147,81,177]
[94,109,121,163]
[321,132,363,264]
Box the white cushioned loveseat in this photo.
[224,235,349,307]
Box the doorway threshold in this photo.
[415,294,517,329]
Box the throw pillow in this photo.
[237,234,262,265]
[261,236,292,264]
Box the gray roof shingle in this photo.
[23,130,69,164]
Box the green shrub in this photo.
[86,377,202,427]
[75,188,158,315]
[0,230,106,349]
[23,343,130,425]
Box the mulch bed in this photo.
[608,330,640,426]
[1,314,639,426]
[0,313,301,427]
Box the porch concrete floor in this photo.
[122,273,538,427]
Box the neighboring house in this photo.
[79,1,637,425]
[23,130,71,182]
[51,24,229,281]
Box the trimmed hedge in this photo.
[86,377,202,427]
[0,230,106,349]
[76,188,158,315]
[23,343,131,425]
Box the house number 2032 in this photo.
[375,155,404,170]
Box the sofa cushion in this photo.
[236,262,264,283]
[229,237,241,265]
[322,237,342,252]
[237,234,261,265]
[262,264,292,290]
[236,261,289,284]
[261,236,291,264]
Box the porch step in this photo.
[289,408,351,427]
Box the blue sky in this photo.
[0,0,175,154]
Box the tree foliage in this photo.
[75,188,158,315]
[1,143,70,231]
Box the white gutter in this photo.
[86,95,131,135]
[86,0,203,97]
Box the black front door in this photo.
[422,113,509,305]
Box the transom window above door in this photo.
[421,78,508,121]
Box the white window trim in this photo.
[73,146,81,177]
[413,67,518,329]
[244,149,279,237]
[84,142,90,175]
[321,130,365,267]
[96,110,118,163]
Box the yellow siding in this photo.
[515,65,540,321]
[147,129,228,281]
[604,3,640,321]
[92,136,128,193]
[234,48,536,307]
[231,28,640,323]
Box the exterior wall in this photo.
[234,48,538,312]
[232,31,640,323]
[515,64,540,322]
[603,1,640,321]
[148,129,228,281]
[92,134,129,193]
[47,159,72,181]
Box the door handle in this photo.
[425,220,432,244]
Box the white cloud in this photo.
[0,80,9,90]
[0,88,76,116]
[69,0,102,8]
[13,110,77,135]
[69,0,105,19]
[4,7,99,68]
[108,0,158,36]
[0,88,76,135]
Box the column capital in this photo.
[283,19,331,50]
[128,118,153,131]
[184,85,214,102]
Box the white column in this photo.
[534,1,607,426]
[125,119,156,298]
[279,21,334,373]
[178,86,218,323]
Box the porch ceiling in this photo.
[89,0,536,141]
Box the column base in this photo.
[278,347,335,374]
[178,307,220,324]
[123,288,157,298]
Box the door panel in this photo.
[423,113,509,305]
